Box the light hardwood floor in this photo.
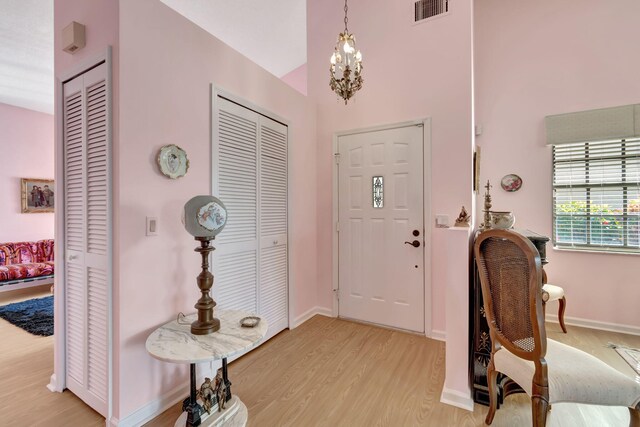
[0,286,104,427]
[147,316,640,427]
[1,288,638,426]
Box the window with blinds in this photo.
[552,138,640,252]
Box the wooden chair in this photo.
[474,229,640,427]
[542,283,567,333]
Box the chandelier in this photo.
[329,0,363,104]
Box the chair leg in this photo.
[485,362,498,425]
[532,395,549,427]
[630,407,640,427]
[558,297,567,333]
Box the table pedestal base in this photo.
[175,396,247,427]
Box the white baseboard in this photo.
[114,379,190,427]
[440,387,474,412]
[429,329,446,342]
[292,306,333,328]
[546,314,640,336]
[46,373,61,392]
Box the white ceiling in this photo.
[0,1,306,115]
[160,0,307,78]
[0,0,53,114]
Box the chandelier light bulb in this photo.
[343,40,353,53]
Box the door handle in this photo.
[68,255,78,261]
[404,240,421,248]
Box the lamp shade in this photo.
[183,195,228,238]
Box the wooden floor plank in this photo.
[0,286,104,427]
[147,318,640,427]
[1,286,638,427]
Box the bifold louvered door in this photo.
[213,96,288,342]
[63,62,110,417]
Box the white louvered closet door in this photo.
[63,62,110,417]
[213,96,288,342]
[258,117,288,335]
[215,99,259,317]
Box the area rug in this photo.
[608,343,640,376]
[0,295,53,336]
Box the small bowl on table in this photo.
[490,211,515,229]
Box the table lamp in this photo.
[183,195,228,335]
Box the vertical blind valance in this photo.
[545,104,640,146]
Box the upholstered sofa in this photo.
[0,240,54,287]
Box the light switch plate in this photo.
[146,216,158,236]
[435,214,449,228]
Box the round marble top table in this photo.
[146,309,268,427]
[146,309,268,363]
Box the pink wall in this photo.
[117,0,317,420]
[281,63,308,96]
[0,103,54,242]
[308,0,475,333]
[475,0,640,329]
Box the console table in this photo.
[146,309,268,427]
[469,229,550,406]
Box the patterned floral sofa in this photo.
[0,240,54,286]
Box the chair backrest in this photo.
[474,229,547,361]
[0,240,54,265]
[0,243,12,266]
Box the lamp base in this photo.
[191,317,220,335]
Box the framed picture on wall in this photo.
[21,178,54,213]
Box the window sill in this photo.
[552,246,640,256]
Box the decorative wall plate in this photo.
[157,144,189,179]
[501,174,522,192]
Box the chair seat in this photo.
[494,338,640,408]
[542,283,564,302]
[0,261,54,281]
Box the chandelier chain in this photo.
[344,0,349,32]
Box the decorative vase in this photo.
[490,211,515,229]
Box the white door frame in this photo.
[332,119,433,337]
[51,47,114,424]
[210,85,293,331]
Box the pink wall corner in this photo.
[281,63,308,96]
[117,0,317,419]
[474,0,640,328]
[0,103,54,242]
[440,227,473,406]
[308,0,475,332]
[53,0,120,419]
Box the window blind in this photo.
[553,138,640,252]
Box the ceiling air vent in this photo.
[414,0,449,23]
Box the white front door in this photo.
[338,124,424,332]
